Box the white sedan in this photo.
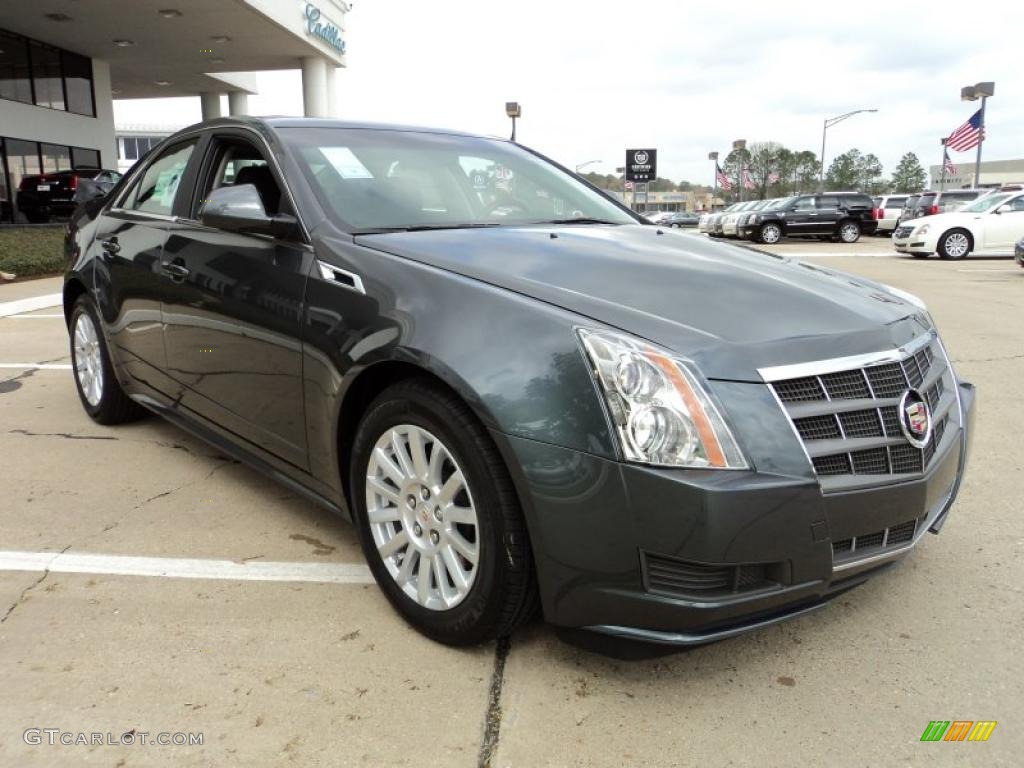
[893,191,1024,259]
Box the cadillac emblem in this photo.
[898,389,932,449]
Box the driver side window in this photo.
[793,197,815,211]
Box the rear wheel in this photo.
[350,379,538,645]
[758,223,782,244]
[69,296,146,424]
[838,221,861,243]
[938,229,971,260]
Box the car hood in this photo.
[901,211,982,229]
[355,225,928,381]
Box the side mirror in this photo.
[199,184,298,238]
[995,204,1012,215]
[74,179,108,204]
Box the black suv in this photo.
[740,192,877,244]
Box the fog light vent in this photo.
[641,551,779,599]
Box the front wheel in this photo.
[69,296,146,425]
[838,221,861,243]
[758,223,782,244]
[938,230,971,260]
[350,379,537,645]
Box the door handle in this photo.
[98,237,120,255]
[160,261,190,282]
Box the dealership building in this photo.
[0,0,347,223]
[928,158,1024,190]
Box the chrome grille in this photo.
[767,334,960,492]
[832,515,927,562]
[894,225,914,239]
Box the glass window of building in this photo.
[0,140,9,222]
[41,143,72,173]
[29,41,64,110]
[62,50,94,116]
[6,138,41,224]
[72,147,100,169]
[0,30,32,104]
[123,137,139,161]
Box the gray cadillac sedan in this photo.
[64,117,975,648]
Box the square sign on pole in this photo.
[626,149,657,182]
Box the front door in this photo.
[785,196,817,233]
[161,132,313,469]
[92,137,201,390]
[982,194,1024,250]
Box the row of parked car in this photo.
[698,192,878,243]
[642,210,702,227]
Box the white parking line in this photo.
[0,550,374,584]
[0,293,62,318]
[0,363,72,370]
[6,313,65,319]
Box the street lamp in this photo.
[575,160,602,173]
[819,109,878,191]
[960,81,994,187]
[505,101,521,142]
[708,151,719,207]
[732,139,746,201]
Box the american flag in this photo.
[741,167,755,190]
[946,109,984,152]
[943,149,957,176]
[767,172,780,185]
[716,164,732,190]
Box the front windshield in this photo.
[279,127,637,232]
[959,192,1012,213]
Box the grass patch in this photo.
[0,227,66,278]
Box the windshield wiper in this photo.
[539,217,623,225]
[354,223,503,234]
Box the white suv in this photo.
[871,194,908,234]
[892,191,1024,259]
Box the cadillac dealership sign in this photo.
[304,3,346,55]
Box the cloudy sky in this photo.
[114,0,1023,184]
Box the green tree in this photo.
[722,148,752,200]
[792,151,821,194]
[825,149,884,192]
[747,142,784,198]
[890,152,927,193]
[647,177,677,192]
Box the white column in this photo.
[228,92,249,117]
[200,92,223,121]
[301,57,329,118]
[325,65,339,117]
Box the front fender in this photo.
[301,232,618,498]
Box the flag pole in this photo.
[974,96,987,187]
[940,138,947,191]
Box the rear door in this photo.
[160,129,313,469]
[810,195,839,234]
[91,137,203,390]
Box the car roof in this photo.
[170,116,497,142]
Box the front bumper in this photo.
[893,234,937,255]
[502,380,975,647]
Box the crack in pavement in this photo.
[478,636,511,768]
[8,429,118,441]
[0,545,71,624]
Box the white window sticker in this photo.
[321,147,374,179]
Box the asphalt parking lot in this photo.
[2,244,1022,767]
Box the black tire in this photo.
[938,229,972,260]
[758,222,783,244]
[349,378,538,645]
[69,296,146,425]
[837,220,861,243]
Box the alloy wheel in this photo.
[365,424,479,611]
[73,312,104,407]
[840,223,860,243]
[943,232,969,258]
[761,224,781,244]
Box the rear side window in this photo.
[817,196,838,209]
[916,194,937,209]
[126,139,198,216]
[840,194,872,208]
[941,191,980,205]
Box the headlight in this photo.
[577,329,748,469]
[914,224,930,236]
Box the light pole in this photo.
[732,139,746,202]
[960,82,994,187]
[708,151,719,210]
[575,160,602,173]
[505,102,521,142]
[819,109,878,192]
